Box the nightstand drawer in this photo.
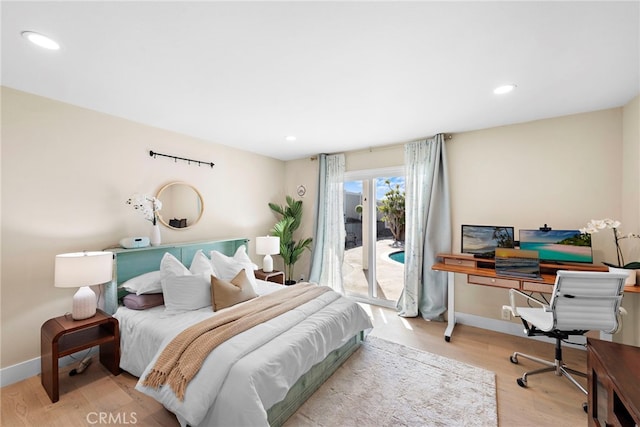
[522,281,554,294]
[444,258,476,268]
[468,275,519,289]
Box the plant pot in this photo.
[608,267,636,286]
[284,280,297,286]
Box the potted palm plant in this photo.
[268,196,313,285]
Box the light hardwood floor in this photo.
[1,305,589,426]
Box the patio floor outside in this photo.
[343,238,405,303]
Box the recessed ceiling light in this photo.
[21,31,60,50]
[493,84,517,95]
[285,136,297,142]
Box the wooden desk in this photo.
[432,253,639,342]
[587,338,640,427]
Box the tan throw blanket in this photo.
[142,283,332,400]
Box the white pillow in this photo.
[160,252,190,278]
[120,271,162,295]
[161,274,211,313]
[190,250,216,276]
[210,247,258,288]
[231,245,259,270]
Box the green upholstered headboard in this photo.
[103,238,249,314]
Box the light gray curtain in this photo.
[309,153,346,293]
[397,134,451,319]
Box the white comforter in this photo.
[114,281,372,427]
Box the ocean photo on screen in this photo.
[519,230,592,263]
[462,225,515,257]
[495,248,541,278]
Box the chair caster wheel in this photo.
[510,355,518,364]
[516,378,527,388]
[582,402,588,413]
[444,336,450,342]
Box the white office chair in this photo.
[504,270,627,396]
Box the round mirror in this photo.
[156,182,204,230]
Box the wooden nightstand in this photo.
[255,269,285,285]
[40,309,120,403]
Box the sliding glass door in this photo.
[343,167,405,307]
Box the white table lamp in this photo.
[55,251,113,320]
[256,236,280,273]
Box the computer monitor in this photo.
[461,225,515,258]
[519,229,592,264]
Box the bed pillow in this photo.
[162,274,212,313]
[120,271,162,295]
[160,252,190,278]
[231,245,259,270]
[190,250,216,276]
[122,293,164,310]
[210,247,258,288]
[211,269,258,311]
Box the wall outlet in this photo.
[501,307,511,320]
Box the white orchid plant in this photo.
[126,194,162,226]
[580,219,640,269]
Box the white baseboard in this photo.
[0,347,98,388]
[0,357,41,388]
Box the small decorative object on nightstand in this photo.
[41,309,120,403]
[255,269,285,285]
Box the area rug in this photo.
[286,335,497,427]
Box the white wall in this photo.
[448,108,624,322]
[1,87,285,369]
[621,95,640,345]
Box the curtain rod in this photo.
[310,133,453,160]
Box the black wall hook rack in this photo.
[149,150,214,168]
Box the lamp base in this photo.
[262,254,274,273]
[72,286,97,320]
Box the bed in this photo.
[105,238,372,427]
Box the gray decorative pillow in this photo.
[122,293,164,310]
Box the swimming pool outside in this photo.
[389,251,404,264]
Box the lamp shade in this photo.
[55,251,113,287]
[54,251,113,320]
[256,236,280,255]
[256,236,279,273]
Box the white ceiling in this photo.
[2,1,639,161]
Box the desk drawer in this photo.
[444,258,476,268]
[522,281,554,294]
[468,275,519,289]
